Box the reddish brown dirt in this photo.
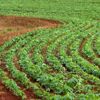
[0,15,61,100]
[0,15,61,45]
[79,35,94,63]
[0,82,20,100]
[24,89,37,100]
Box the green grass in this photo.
[0,0,100,22]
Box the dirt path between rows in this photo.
[79,33,100,67]
[0,15,61,100]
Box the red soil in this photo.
[0,82,20,100]
[0,15,61,45]
[0,15,61,100]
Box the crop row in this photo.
[0,21,100,100]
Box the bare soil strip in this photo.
[0,82,20,100]
[0,15,61,45]
[79,34,100,67]
[0,15,61,100]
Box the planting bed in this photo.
[0,15,61,100]
[0,15,100,99]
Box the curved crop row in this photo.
[0,21,100,100]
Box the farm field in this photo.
[0,0,100,100]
